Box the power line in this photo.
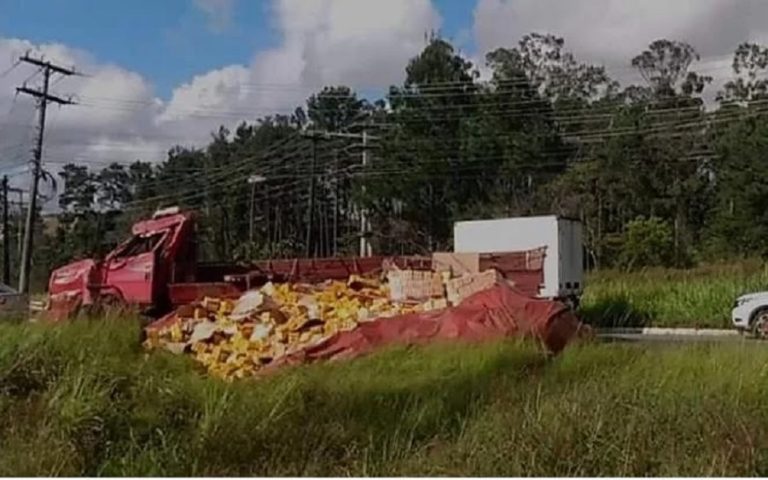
[36,100,758,185]
[0,59,21,79]
[31,98,717,162]
[46,104,755,208]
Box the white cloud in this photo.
[193,0,236,33]
[275,0,440,87]
[472,0,768,90]
[0,0,443,210]
[157,0,442,141]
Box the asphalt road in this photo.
[598,334,746,344]
[596,328,757,344]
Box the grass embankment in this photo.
[581,260,768,328]
[2,316,768,476]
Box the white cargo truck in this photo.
[453,215,584,307]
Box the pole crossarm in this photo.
[18,54,79,76]
[15,86,74,106]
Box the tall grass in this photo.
[581,260,768,328]
[3,316,768,475]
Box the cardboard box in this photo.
[432,249,547,278]
[431,252,480,276]
[387,270,445,302]
[445,269,504,305]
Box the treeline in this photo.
[17,34,768,289]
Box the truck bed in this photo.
[225,255,432,288]
[169,256,433,306]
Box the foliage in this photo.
[617,216,675,270]
[3,318,768,475]
[581,260,768,328]
[718,42,768,102]
[13,34,768,287]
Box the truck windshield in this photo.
[116,232,166,258]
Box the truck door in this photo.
[103,232,165,305]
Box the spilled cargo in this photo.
[143,267,585,381]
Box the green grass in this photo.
[3,316,768,476]
[581,260,768,328]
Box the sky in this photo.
[0,0,767,200]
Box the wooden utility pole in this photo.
[301,129,379,257]
[247,174,266,253]
[333,149,339,256]
[1,176,9,285]
[14,189,24,262]
[305,137,317,257]
[16,54,77,294]
[359,129,372,258]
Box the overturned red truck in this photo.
[46,208,578,357]
[45,207,434,320]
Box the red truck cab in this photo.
[47,207,200,319]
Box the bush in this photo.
[617,216,675,270]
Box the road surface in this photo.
[596,327,748,344]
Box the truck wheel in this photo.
[562,296,580,311]
[570,296,581,311]
[102,294,125,315]
[90,294,127,318]
[752,309,768,340]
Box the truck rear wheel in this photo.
[562,296,580,311]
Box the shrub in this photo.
[617,216,675,270]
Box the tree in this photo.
[718,42,768,103]
[624,40,714,264]
[631,40,712,98]
[489,33,618,104]
[617,216,674,270]
[307,86,366,132]
[375,35,480,251]
[97,163,131,211]
[705,105,768,258]
[58,164,97,214]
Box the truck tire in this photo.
[751,308,768,340]
[562,296,580,312]
[570,296,581,311]
[102,294,127,316]
[87,293,127,319]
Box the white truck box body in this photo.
[453,215,583,299]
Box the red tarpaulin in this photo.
[267,283,583,371]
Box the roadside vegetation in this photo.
[2,315,768,476]
[581,260,768,328]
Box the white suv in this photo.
[732,292,768,337]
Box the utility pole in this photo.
[333,149,339,256]
[359,130,372,258]
[301,129,379,258]
[305,137,318,257]
[247,174,266,248]
[15,53,77,294]
[13,189,24,263]
[1,176,9,285]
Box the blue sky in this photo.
[0,0,477,99]
[0,0,279,98]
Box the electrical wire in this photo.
[44,103,751,210]
[20,97,745,164]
